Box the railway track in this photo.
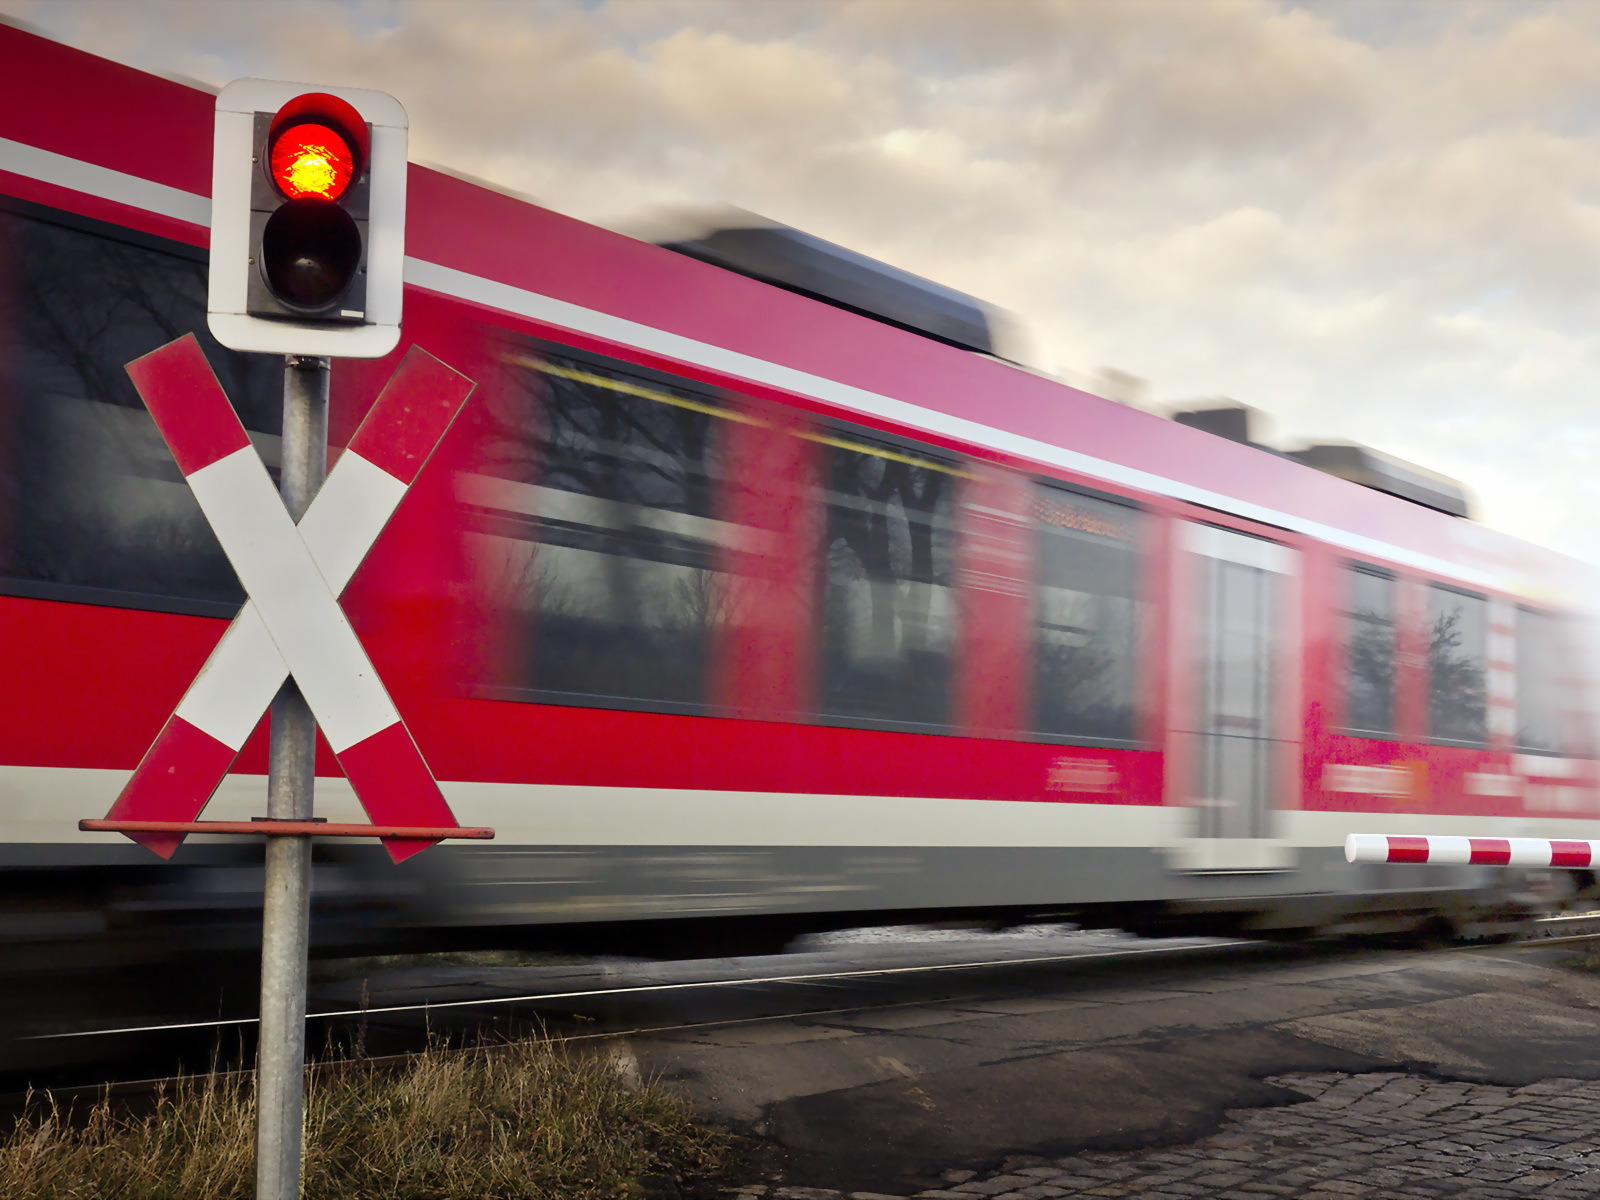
[9,915,1600,1101]
[0,931,1273,1096]
[26,933,1247,1042]
[1501,910,1600,944]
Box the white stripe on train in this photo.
[8,760,1599,849]
[0,135,1532,597]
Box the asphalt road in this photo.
[612,936,1600,1192]
[304,926,1600,1191]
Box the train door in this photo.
[1170,522,1299,871]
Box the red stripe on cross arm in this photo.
[125,336,252,476]
[103,715,241,858]
[1469,838,1512,865]
[345,348,475,485]
[336,721,458,864]
[1386,836,1431,863]
[1550,841,1593,868]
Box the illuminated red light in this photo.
[269,122,356,201]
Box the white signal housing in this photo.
[208,78,407,358]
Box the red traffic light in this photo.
[269,122,356,201]
[264,92,369,198]
[211,77,407,354]
[254,92,372,315]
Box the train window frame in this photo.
[1024,476,1150,751]
[1425,580,1490,749]
[465,333,744,719]
[1338,561,1400,742]
[0,193,280,620]
[809,415,965,737]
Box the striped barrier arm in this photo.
[1346,834,1600,867]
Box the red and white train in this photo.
[2,24,1597,968]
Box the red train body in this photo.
[2,25,1596,962]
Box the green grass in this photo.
[1,1037,733,1199]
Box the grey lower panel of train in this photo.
[401,843,1473,920]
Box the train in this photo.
[3,22,1598,988]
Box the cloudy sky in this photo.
[8,0,1599,561]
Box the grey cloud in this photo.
[7,0,1600,560]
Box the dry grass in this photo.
[1,1037,732,1199]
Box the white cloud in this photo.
[7,0,1600,560]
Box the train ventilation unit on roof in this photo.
[657,219,997,356]
[1172,402,1270,449]
[1288,443,1471,519]
[1167,402,1472,519]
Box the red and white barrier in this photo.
[1346,833,1600,867]
[105,336,474,861]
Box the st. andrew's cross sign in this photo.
[82,335,488,859]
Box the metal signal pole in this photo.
[256,353,329,1200]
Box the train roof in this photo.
[657,219,998,356]
[0,20,1587,606]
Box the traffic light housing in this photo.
[209,79,407,358]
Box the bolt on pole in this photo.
[256,353,329,1200]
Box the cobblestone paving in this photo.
[735,1072,1600,1199]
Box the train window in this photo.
[1029,485,1145,743]
[1428,583,1488,745]
[0,201,279,615]
[816,430,958,730]
[467,344,731,713]
[1343,565,1396,736]
[1516,607,1587,756]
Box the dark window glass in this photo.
[0,203,279,613]
[467,346,729,712]
[1428,584,1487,745]
[1030,486,1145,742]
[1344,566,1396,735]
[817,432,957,729]
[1517,607,1585,755]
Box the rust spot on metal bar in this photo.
[80,819,494,839]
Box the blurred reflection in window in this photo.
[0,202,279,614]
[1428,584,1487,745]
[817,432,958,730]
[465,345,732,713]
[1030,486,1145,743]
[1344,566,1396,736]
[1517,607,1590,756]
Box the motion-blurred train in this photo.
[3,24,1598,980]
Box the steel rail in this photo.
[22,938,1251,1042]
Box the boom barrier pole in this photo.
[256,354,329,1200]
[1347,833,1600,867]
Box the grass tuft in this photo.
[1,1038,731,1199]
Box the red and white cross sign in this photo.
[102,335,474,862]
